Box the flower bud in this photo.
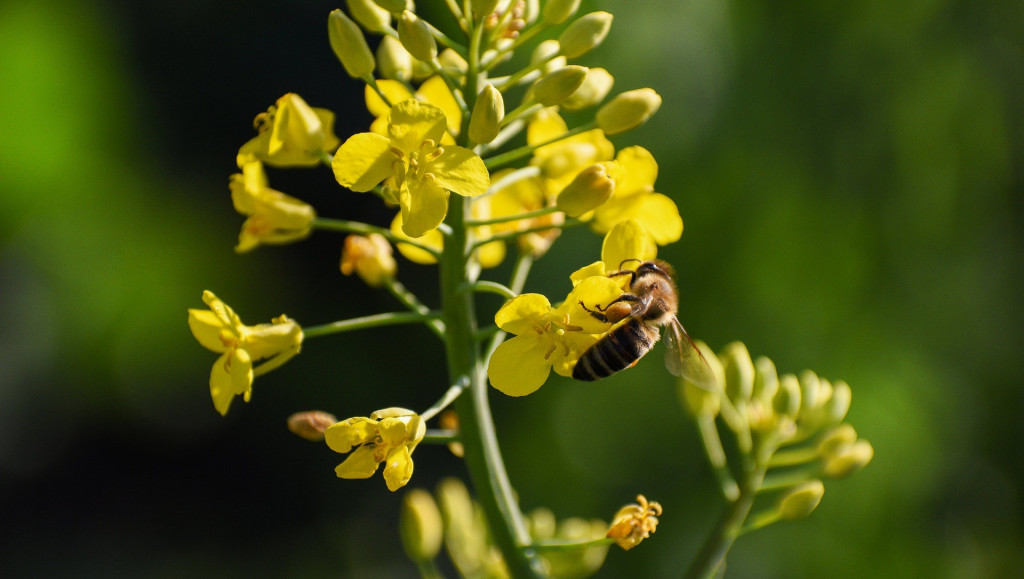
[340,233,397,287]
[558,11,613,58]
[469,84,504,144]
[822,439,874,478]
[534,65,588,107]
[328,9,376,78]
[471,0,501,19]
[723,341,755,404]
[798,369,822,412]
[376,35,414,82]
[817,423,858,457]
[596,88,662,135]
[398,10,437,62]
[531,39,564,68]
[680,342,723,417]
[556,163,614,217]
[561,67,614,110]
[752,356,779,403]
[346,0,391,33]
[371,0,406,11]
[287,411,338,441]
[400,488,443,561]
[773,374,802,419]
[822,380,852,425]
[438,48,468,78]
[778,480,825,520]
[543,0,582,24]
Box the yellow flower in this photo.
[606,495,662,551]
[324,408,426,491]
[187,291,303,415]
[389,203,506,269]
[230,161,316,252]
[569,218,657,287]
[365,77,462,144]
[487,276,623,396]
[333,99,490,238]
[236,93,340,168]
[589,146,683,245]
[528,108,614,192]
[340,233,397,287]
[487,168,564,257]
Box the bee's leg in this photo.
[577,300,610,322]
[605,269,637,285]
[578,294,642,323]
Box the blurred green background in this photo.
[1,0,1021,576]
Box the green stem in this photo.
[312,218,440,258]
[384,278,446,337]
[484,121,598,170]
[526,537,616,553]
[421,429,459,444]
[414,558,444,579]
[471,219,584,251]
[303,311,440,339]
[466,206,559,227]
[421,377,469,422]
[463,280,518,300]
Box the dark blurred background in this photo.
[1,0,1021,576]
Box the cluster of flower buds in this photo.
[680,341,873,529]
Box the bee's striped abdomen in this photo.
[572,319,658,381]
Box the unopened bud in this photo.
[753,356,779,403]
[531,39,563,66]
[723,342,755,403]
[680,342,723,417]
[438,48,468,78]
[469,84,504,144]
[329,9,375,78]
[562,67,614,110]
[346,0,391,33]
[799,370,822,412]
[471,0,501,19]
[371,0,405,11]
[558,11,613,58]
[778,480,825,520]
[817,423,858,457]
[377,36,414,82]
[400,488,443,561]
[596,88,662,135]
[822,439,874,478]
[773,374,802,419]
[534,65,588,107]
[287,411,338,441]
[556,164,615,217]
[398,10,437,62]
[543,0,582,25]
[341,233,397,287]
[822,380,852,425]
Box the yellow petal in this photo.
[430,146,490,198]
[388,99,448,154]
[391,213,442,264]
[325,417,378,454]
[487,336,553,396]
[365,80,413,118]
[416,76,461,138]
[613,146,658,196]
[383,445,415,491]
[494,293,551,334]
[560,276,626,333]
[400,178,449,238]
[592,192,683,245]
[601,219,657,269]
[209,352,237,415]
[333,132,395,192]
[336,445,382,479]
[188,309,230,353]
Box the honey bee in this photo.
[572,259,716,388]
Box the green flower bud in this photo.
[471,0,501,19]
[542,0,582,24]
[680,341,723,417]
[778,480,825,520]
[438,48,468,78]
[822,439,874,478]
[376,35,413,82]
[753,356,779,403]
[328,9,376,78]
[398,10,437,62]
[799,369,822,412]
[817,423,858,457]
[372,0,406,12]
[400,488,443,561]
[527,507,557,540]
[534,65,588,107]
[469,84,504,145]
[823,380,852,425]
[558,11,613,58]
[723,341,755,404]
[346,0,391,33]
[562,67,614,110]
[773,374,802,419]
[531,39,563,65]
[556,163,615,216]
[596,88,662,135]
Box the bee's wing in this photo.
[665,317,717,391]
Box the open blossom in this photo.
[606,495,662,551]
[230,161,315,252]
[332,99,489,238]
[589,146,683,245]
[236,93,340,168]
[487,276,623,396]
[324,408,426,491]
[365,77,462,143]
[187,291,303,415]
[569,218,657,287]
